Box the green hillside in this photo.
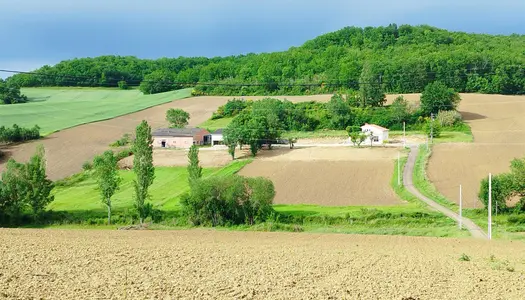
[7,24,525,96]
[0,87,191,135]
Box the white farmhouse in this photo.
[361,123,389,144]
[211,128,224,146]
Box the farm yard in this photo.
[239,147,402,206]
[427,94,525,208]
[1,229,524,299]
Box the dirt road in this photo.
[403,146,487,239]
[1,229,523,299]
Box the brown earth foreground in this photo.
[1,229,524,299]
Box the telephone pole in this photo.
[430,113,435,145]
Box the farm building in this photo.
[361,123,389,143]
[211,128,224,146]
[152,128,211,149]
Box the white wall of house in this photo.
[153,136,193,149]
[211,133,224,145]
[361,124,389,144]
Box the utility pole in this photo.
[488,173,492,240]
[430,113,435,145]
[397,152,401,186]
[403,121,406,148]
[459,184,462,230]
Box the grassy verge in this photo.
[412,145,458,210]
[199,117,233,132]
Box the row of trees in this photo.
[0,146,54,224]
[479,156,525,213]
[6,24,525,96]
[181,144,275,226]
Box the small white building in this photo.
[361,123,389,144]
[211,128,224,146]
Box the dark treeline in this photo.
[6,24,525,95]
[0,124,41,144]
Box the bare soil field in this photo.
[0,94,335,180]
[427,94,525,208]
[239,147,402,206]
[1,229,524,299]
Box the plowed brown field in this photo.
[1,229,524,299]
[238,147,402,206]
[427,94,525,208]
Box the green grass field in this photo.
[1,87,192,135]
[50,160,251,213]
[199,117,233,132]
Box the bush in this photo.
[118,81,129,90]
[423,119,442,138]
[181,175,275,226]
[82,161,93,171]
[436,110,462,126]
[110,133,132,147]
[0,124,41,144]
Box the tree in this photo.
[359,62,386,107]
[0,79,28,104]
[509,157,525,210]
[166,108,190,128]
[0,159,26,221]
[118,80,129,90]
[326,93,353,129]
[420,81,461,116]
[93,150,122,224]
[139,70,174,95]
[390,96,410,124]
[423,118,442,138]
[478,173,514,213]
[187,144,202,185]
[132,120,155,223]
[21,145,54,220]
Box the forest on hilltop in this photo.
[7,24,525,95]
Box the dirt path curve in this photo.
[403,145,487,239]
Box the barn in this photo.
[152,128,211,149]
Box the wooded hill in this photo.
[7,24,525,95]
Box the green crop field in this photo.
[0,87,192,135]
[50,160,251,213]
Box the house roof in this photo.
[361,123,389,131]
[213,128,223,134]
[152,127,208,137]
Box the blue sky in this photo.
[1,0,525,78]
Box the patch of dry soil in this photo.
[0,229,524,299]
[238,147,403,206]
